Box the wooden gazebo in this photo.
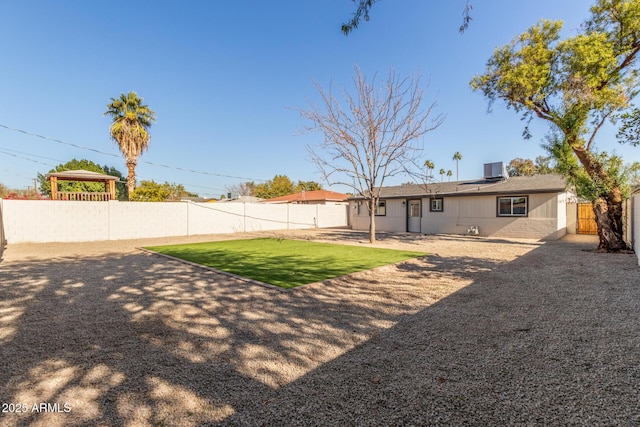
[47,169,118,201]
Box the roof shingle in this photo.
[350,174,568,199]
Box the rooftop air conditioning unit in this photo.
[483,162,508,180]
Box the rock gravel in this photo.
[0,230,638,426]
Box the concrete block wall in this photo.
[633,192,640,266]
[0,199,5,245]
[0,199,349,244]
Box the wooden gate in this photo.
[577,203,598,235]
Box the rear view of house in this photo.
[349,165,572,240]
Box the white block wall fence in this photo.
[633,190,640,266]
[0,199,349,244]
[0,199,4,246]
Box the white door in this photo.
[407,200,421,233]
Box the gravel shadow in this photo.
[0,232,638,425]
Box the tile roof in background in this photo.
[264,190,349,203]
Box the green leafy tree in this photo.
[102,164,128,200]
[535,155,557,175]
[507,158,537,177]
[251,175,296,199]
[0,182,9,198]
[508,156,559,177]
[130,180,197,202]
[37,159,126,199]
[104,92,156,200]
[130,180,169,202]
[629,161,640,182]
[545,133,637,201]
[471,0,640,251]
[295,180,323,192]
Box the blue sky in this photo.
[2,0,639,197]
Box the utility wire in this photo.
[0,148,57,167]
[186,200,317,227]
[0,123,268,182]
[0,148,226,195]
[0,146,65,163]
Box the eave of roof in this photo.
[46,169,118,181]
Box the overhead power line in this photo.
[0,148,57,167]
[0,148,228,194]
[0,146,65,163]
[0,124,268,182]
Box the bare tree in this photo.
[225,181,255,198]
[300,66,443,242]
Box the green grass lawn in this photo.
[144,238,425,289]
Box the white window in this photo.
[430,198,443,212]
[497,196,528,216]
[375,200,386,216]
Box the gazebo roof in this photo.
[46,169,118,182]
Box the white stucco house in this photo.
[349,172,573,240]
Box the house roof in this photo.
[218,195,264,203]
[350,174,568,199]
[263,190,349,203]
[46,169,118,182]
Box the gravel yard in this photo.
[0,230,638,426]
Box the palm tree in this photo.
[453,151,462,181]
[447,170,453,181]
[439,168,446,182]
[104,92,156,200]
[424,159,435,180]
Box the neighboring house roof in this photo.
[181,196,208,203]
[263,190,349,204]
[350,174,568,200]
[218,195,264,203]
[46,169,118,182]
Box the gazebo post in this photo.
[108,180,116,200]
[50,176,58,200]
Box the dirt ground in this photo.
[0,229,638,426]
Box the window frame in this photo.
[408,199,421,217]
[375,200,386,216]
[429,197,444,212]
[496,196,528,217]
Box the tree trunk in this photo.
[367,197,376,243]
[593,194,628,252]
[126,161,136,201]
[369,210,376,243]
[571,143,629,251]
